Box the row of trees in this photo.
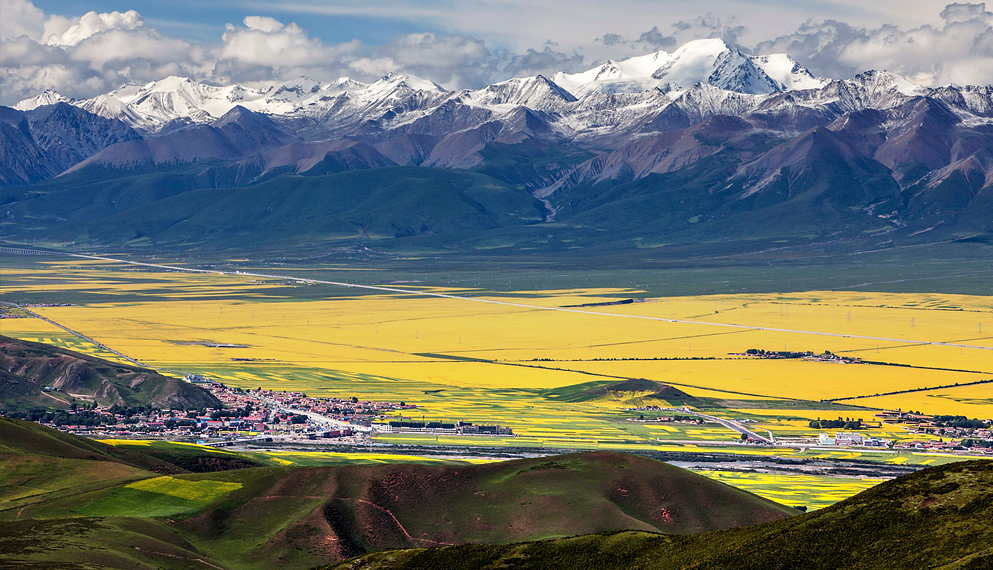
[808,418,864,430]
[933,415,990,429]
[745,349,816,358]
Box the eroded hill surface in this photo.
[324,459,993,570]
[0,420,795,570]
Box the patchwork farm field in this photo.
[2,257,992,453]
[684,470,884,510]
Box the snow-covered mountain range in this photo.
[9,39,839,133]
[3,38,992,250]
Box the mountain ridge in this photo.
[3,37,992,252]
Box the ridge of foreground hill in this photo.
[0,334,222,409]
[324,459,993,570]
[0,417,261,473]
[0,419,796,569]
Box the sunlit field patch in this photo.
[254,451,496,466]
[75,476,242,517]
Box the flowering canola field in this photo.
[2,260,991,450]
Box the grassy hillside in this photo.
[7,419,993,570]
[0,420,797,570]
[0,418,259,480]
[324,459,993,570]
[7,151,985,258]
[4,166,547,249]
[0,334,221,409]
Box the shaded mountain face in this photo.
[0,335,220,409]
[0,103,139,185]
[2,39,992,250]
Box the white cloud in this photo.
[0,0,46,40]
[42,15,76,43]
[219,17,345,68]
[383,33,488,68]
[242,15,285,33]
[45,10,144,46]
[368,32,490,87]
[755,3,993,86]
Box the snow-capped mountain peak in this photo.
[554,38,825,99]
[750,54,826,91]
[465,75,577,112]
[11,37,982,150]
[552,51,672,96]
[13,90,72,111]
[369,73,447,95]
[651,38,779,95]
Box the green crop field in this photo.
[75,476,243,517]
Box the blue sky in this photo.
[29,0,433,43]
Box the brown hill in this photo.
[323,459,993,570]
[173,451,796,565]
[0,335,220,409]
[0,423,798,570]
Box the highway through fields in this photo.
[670,409,773,443]
[0,300,146,367]
[262,396,373,433]
[9,249,993,352]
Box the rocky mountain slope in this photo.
[0,103,139,185]
[0,335,221,409]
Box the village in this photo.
[13,374,414,442]
[11,374,516,444]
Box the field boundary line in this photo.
[0,301,147,367]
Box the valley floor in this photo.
[2,249,991,511]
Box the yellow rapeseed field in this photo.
[692,470,885,510]
[2,260,991,452]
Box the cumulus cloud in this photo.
[210,17,360,85]
[755,2,993,86]
[500,45,587,77]
[0,8,365,103]
[219,18,345,68]
[45,10,143,46]
[242,16,285,33]
[0,0,45,41]
[368,33,490,87]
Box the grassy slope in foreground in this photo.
[0,418,262,515]
[17,166,547,248]
[0,418,797,570]
[325,459,993,570]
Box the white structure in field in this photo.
[835,432,866,446]
[819,432,866,447]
